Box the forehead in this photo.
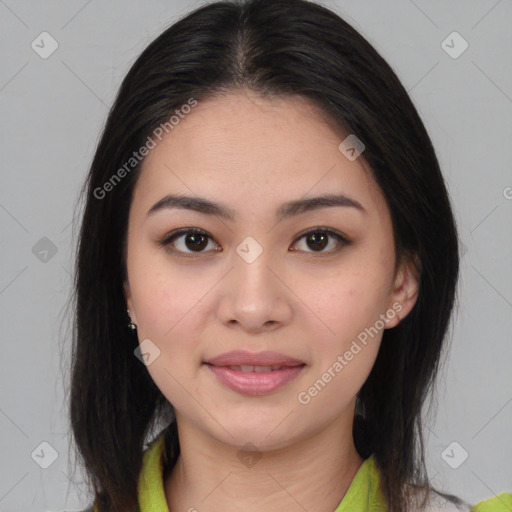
[130,90,386,222]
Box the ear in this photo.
[385,252,420,329]
[124,280,137,324]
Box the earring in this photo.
[127,308,137,331]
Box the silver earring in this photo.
[127,308,137,330]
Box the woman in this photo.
[67,0,511,511]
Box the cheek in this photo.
[131,266,208,404]
[129,247,206,340]
[296,282,384,415]
[315,288,384,373]
[299,257,391,384]
[308,267,390,341]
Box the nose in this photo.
[216,253,293,334]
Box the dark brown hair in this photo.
[65,1,466,510]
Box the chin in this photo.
[207,416,303,451]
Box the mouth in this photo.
[202,361,306,396]
[202,350,306,395]
[203,349,306,368]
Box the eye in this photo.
[157,226,350,257]
[291,227,349,255]
[157,227,219,256]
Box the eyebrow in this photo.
[146,193,366,222]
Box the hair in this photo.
[65,0,467,511]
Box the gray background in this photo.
[0,0,511,510]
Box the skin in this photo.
[124,89,419,512]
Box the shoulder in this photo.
[470,492,512,512]
[406,488,512,512]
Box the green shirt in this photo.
[87,432,511,511]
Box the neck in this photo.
[164,412,364,512]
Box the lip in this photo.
[203,350,306,396]
[204,364,305,396]
[204,350,305,367]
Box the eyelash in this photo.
[156,226,350,258]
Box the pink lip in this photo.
[204,364,305,396]
[204,350,305,367]
[203,350,306,396]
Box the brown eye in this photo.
[291,228,349,255]
[181,232,209,251]
[158,228,218,256]
[306,232,329,251]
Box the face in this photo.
[124,90,418,451]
